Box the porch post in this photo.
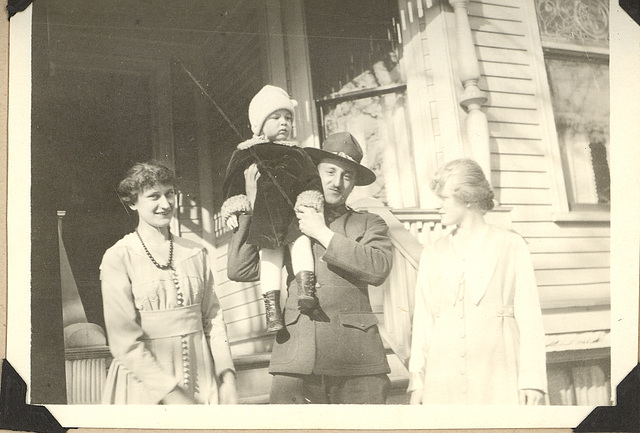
[448,0,491,181]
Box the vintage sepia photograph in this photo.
[4,0,639,429]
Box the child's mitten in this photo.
[294,190,324,214]
[221,194,252,230]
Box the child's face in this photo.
[261,109,293,141]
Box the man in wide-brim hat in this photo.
[228,131,394,404]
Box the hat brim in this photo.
[305,147,377,186]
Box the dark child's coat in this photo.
[222,139,322,250]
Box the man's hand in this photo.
[217,371,238,404]
[519,389,544,405]
[297,206,334,248]
[244,163,261,209]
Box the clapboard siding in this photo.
[531,252,610,269]
[543,307,610,334]
[470,16,525,35]
[468,2,523,21]
[485,106,539,124]
[476,45,531,65]
[223,299,264,324]
[212,238,270,346]
[480,62,532,79]
[473,31,528,51]
[535,268,609,287]
[488,121,542,139]
[470,0,520,8]
[538,283,610,309]
[479,75,537,94]
[490,153,547,171]
[526,237,610,254]
[491,171,549,188]
[484,90,538,109]
[222,285,264,311]
[495,187,552,205]
[490,137,545,155]
[513,222,610,238]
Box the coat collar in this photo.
[236,136,298,150]
[325,204,349,223]
[447,224,504,306]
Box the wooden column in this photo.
[448,0,491,181]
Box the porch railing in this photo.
[353,198,448,369]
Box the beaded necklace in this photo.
[136,229,174,270]
[135,228,190,389]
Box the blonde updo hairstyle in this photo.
[430,158,495,213]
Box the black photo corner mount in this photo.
[574,363,640,432]
[621,0,640,26]
[6,0,33,19]
[0,359,70,433]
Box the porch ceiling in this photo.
[35,0,244,48]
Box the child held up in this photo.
[221,85,323,332]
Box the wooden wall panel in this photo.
[464,0,610,321]
[468,1,523,21]
[490,137,545,155]
[526,237,610,254]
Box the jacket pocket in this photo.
[339,312,379,331]
[330,312,386,368]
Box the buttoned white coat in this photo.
[408,225,547,404]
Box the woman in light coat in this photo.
[408,158,547,405]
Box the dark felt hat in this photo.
[305,132,376,186]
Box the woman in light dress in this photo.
[100,161,237,404]
[408,158,547,405]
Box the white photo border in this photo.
[5,1,639,429]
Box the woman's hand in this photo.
[162,386,198,405]
[218,371,239,404]
[409,390,423,405]
[225,214,239,231]
[244,163,261,209]
[519,389,544,405]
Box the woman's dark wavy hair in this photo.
[117,160,176,207]
[430,158,495,213]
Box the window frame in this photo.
[525,0,611,222]
[315,83,408,143]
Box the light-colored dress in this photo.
[408,225,547,405]
[100,233,235,404]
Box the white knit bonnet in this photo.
[248,85,297,136]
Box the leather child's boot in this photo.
[263,290,284,332]
[296,270,319,314]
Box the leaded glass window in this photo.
[536,0,610,207]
